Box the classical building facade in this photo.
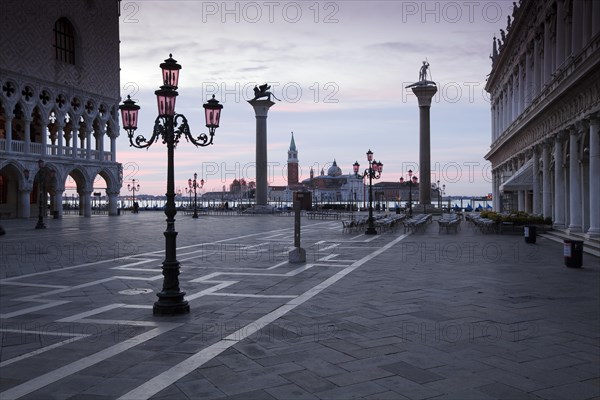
[485,0,600,238]
[0,0,122,218]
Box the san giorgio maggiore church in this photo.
[486,0,600,238]
[268,133,366,207]
[0,0,122,218]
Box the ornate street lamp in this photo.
[353,150,383,235]
[400,169,418,217]
[128,179,140,212]
[35,160,46,229]
[436,180,445,210]
[188,173,204,218]
[119,54,223,316]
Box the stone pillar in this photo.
[248,98,276,208]
[107,190,120,216]
[86,123,93,160]
[410,84,437,209]
[587,115,600,238]
[525,44,533,106]
[556,0,566,67]
[493,170,501,211]
[57,122,64,157]
[18,189,31,219]
[544,21,553,84]
[592,0,600,37]
[110,135,117,162]
[5,115,13,152]
[24,116,31,154]
[72,127,78,159]
[81,190,92,218]
[554,134,566,228]
[542,142,552,218]
[582,0,592,45]
[533,31,543,96]
[53,189,64,218]
[572,0,583,54]
[532,148,541,215]
[518,190,526,212]
[519,61,525,113]
[568,126,582,233]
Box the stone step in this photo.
[539,230,600,258]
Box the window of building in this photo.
[53,18,75,64]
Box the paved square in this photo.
[0,213,598,399]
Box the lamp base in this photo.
[365,227,378,235]
[153,291,190,316]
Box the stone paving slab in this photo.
[0,212,599,399]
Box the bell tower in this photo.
[287,132,299,185]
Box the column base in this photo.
[568,225,582,234]
[585,228,600,240]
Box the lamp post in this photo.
[436,180,445,210]
[119,54,223,316]
[353,149,383,235]
[400,169,418,217]
[35,160,47,229]
[188,173,204,218]
[128,179,140,213]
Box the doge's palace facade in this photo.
[0,0,122,218]
[485,0,600,238]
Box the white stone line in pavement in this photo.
[186,281,237,301]
[118,232,410,400]
[266,260,290,270]
[122,304,153,309]
[0,258,120,282]
[0,300,71,319]
[0,282,69,289]
[56,304,125,323]
[319,243,340,252]
[0,324,181,400]
[317,254,339,262]
[0,330,90,368]
[110,258,161,270]
[209,293,297,299]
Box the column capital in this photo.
[575,119,589,133]
[586,112,600,125]
[555,129,569,141]
[248,99,276,117]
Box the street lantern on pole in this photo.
[436,180,445,210]
[353,149,383,235]
[400,169,418,217]
[119,54,223,316]
[188,173,204,218]
[128,179,140,212]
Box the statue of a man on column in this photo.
[419,60,430,82]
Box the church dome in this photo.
[327,160,342,177]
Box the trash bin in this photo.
[524,226,536,244]
[564,240,584,268]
